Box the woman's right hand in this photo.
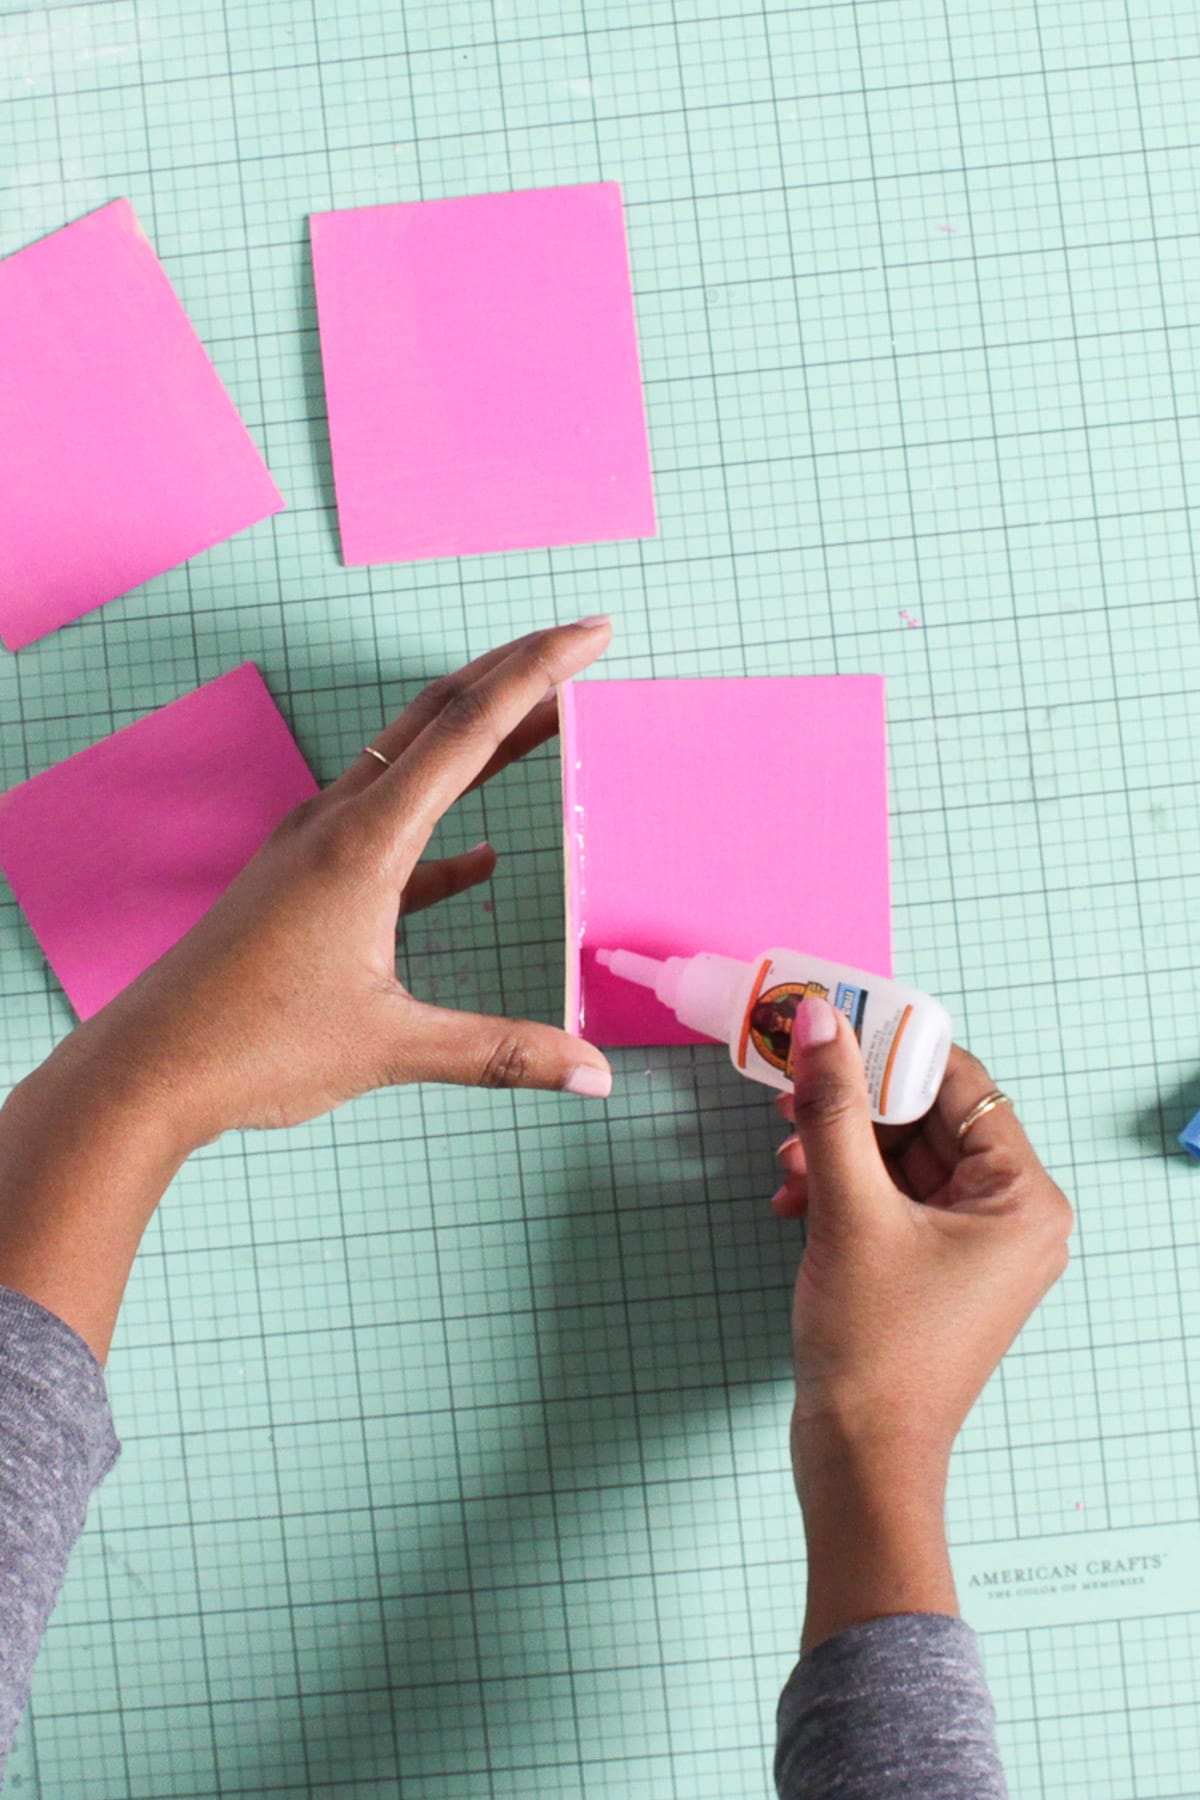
[773,996,1073,1649]
[41,617,616,1151]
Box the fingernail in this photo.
[770,1183,791,1209]
[574,613,611,629]
[790,996,838,1052]
[564,1064,613,1099]
[466,840,492,855]
[775,1134,799,1159]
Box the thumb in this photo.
[401,1001,613,1098]
[787,996,887,1221]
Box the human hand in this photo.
[47,618,616,1153]
[775,997,1071,1450]
[773,995,1072,1647]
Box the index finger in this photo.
[357,616,612,862]
[327,627,546,801]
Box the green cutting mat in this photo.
[3,1,1200,1794]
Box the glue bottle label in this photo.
[738,967,868,1077]
[734,953,924,1119]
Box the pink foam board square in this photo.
[310,183,656,566]
[561,677,892,1046]
[0,664,318,1019]
[0,200,284,650]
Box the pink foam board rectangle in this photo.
[310,183,656,566]
[0,664,318,1019]
[561,677,892,1046]
[0,200,284,650]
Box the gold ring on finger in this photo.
[955,1089,1013,1143]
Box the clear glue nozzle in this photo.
[596,946,748,1041]
[596,948,666,993]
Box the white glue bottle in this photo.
[597,947,952,1126]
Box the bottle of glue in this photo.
[597,947,952,1126]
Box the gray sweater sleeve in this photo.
[0,1284,119,1776]
[776,1613,1008,1798]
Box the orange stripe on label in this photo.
[736,957,773,1068]
[878,1004,913,1116]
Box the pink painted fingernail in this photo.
[790,996,838,1052]
[574,613,611,629]
[564,1064,613,1098]
[770,1184,791,1209]
[466,840,492,855]
[775,1135,799,1159]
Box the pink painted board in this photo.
[310,183,656,566]
[561,677,892,1046]
[0,199,284,650]
[0,664,317,1019]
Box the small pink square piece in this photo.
[561,677,892,1046]
[310,183,656,566]
[0,664,318,1018]
[0,200,284,650]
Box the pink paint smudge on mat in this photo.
[0,200,283,650]
[0,664,317,1018]
[310,183,656,566]
[560,677,892,1046]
